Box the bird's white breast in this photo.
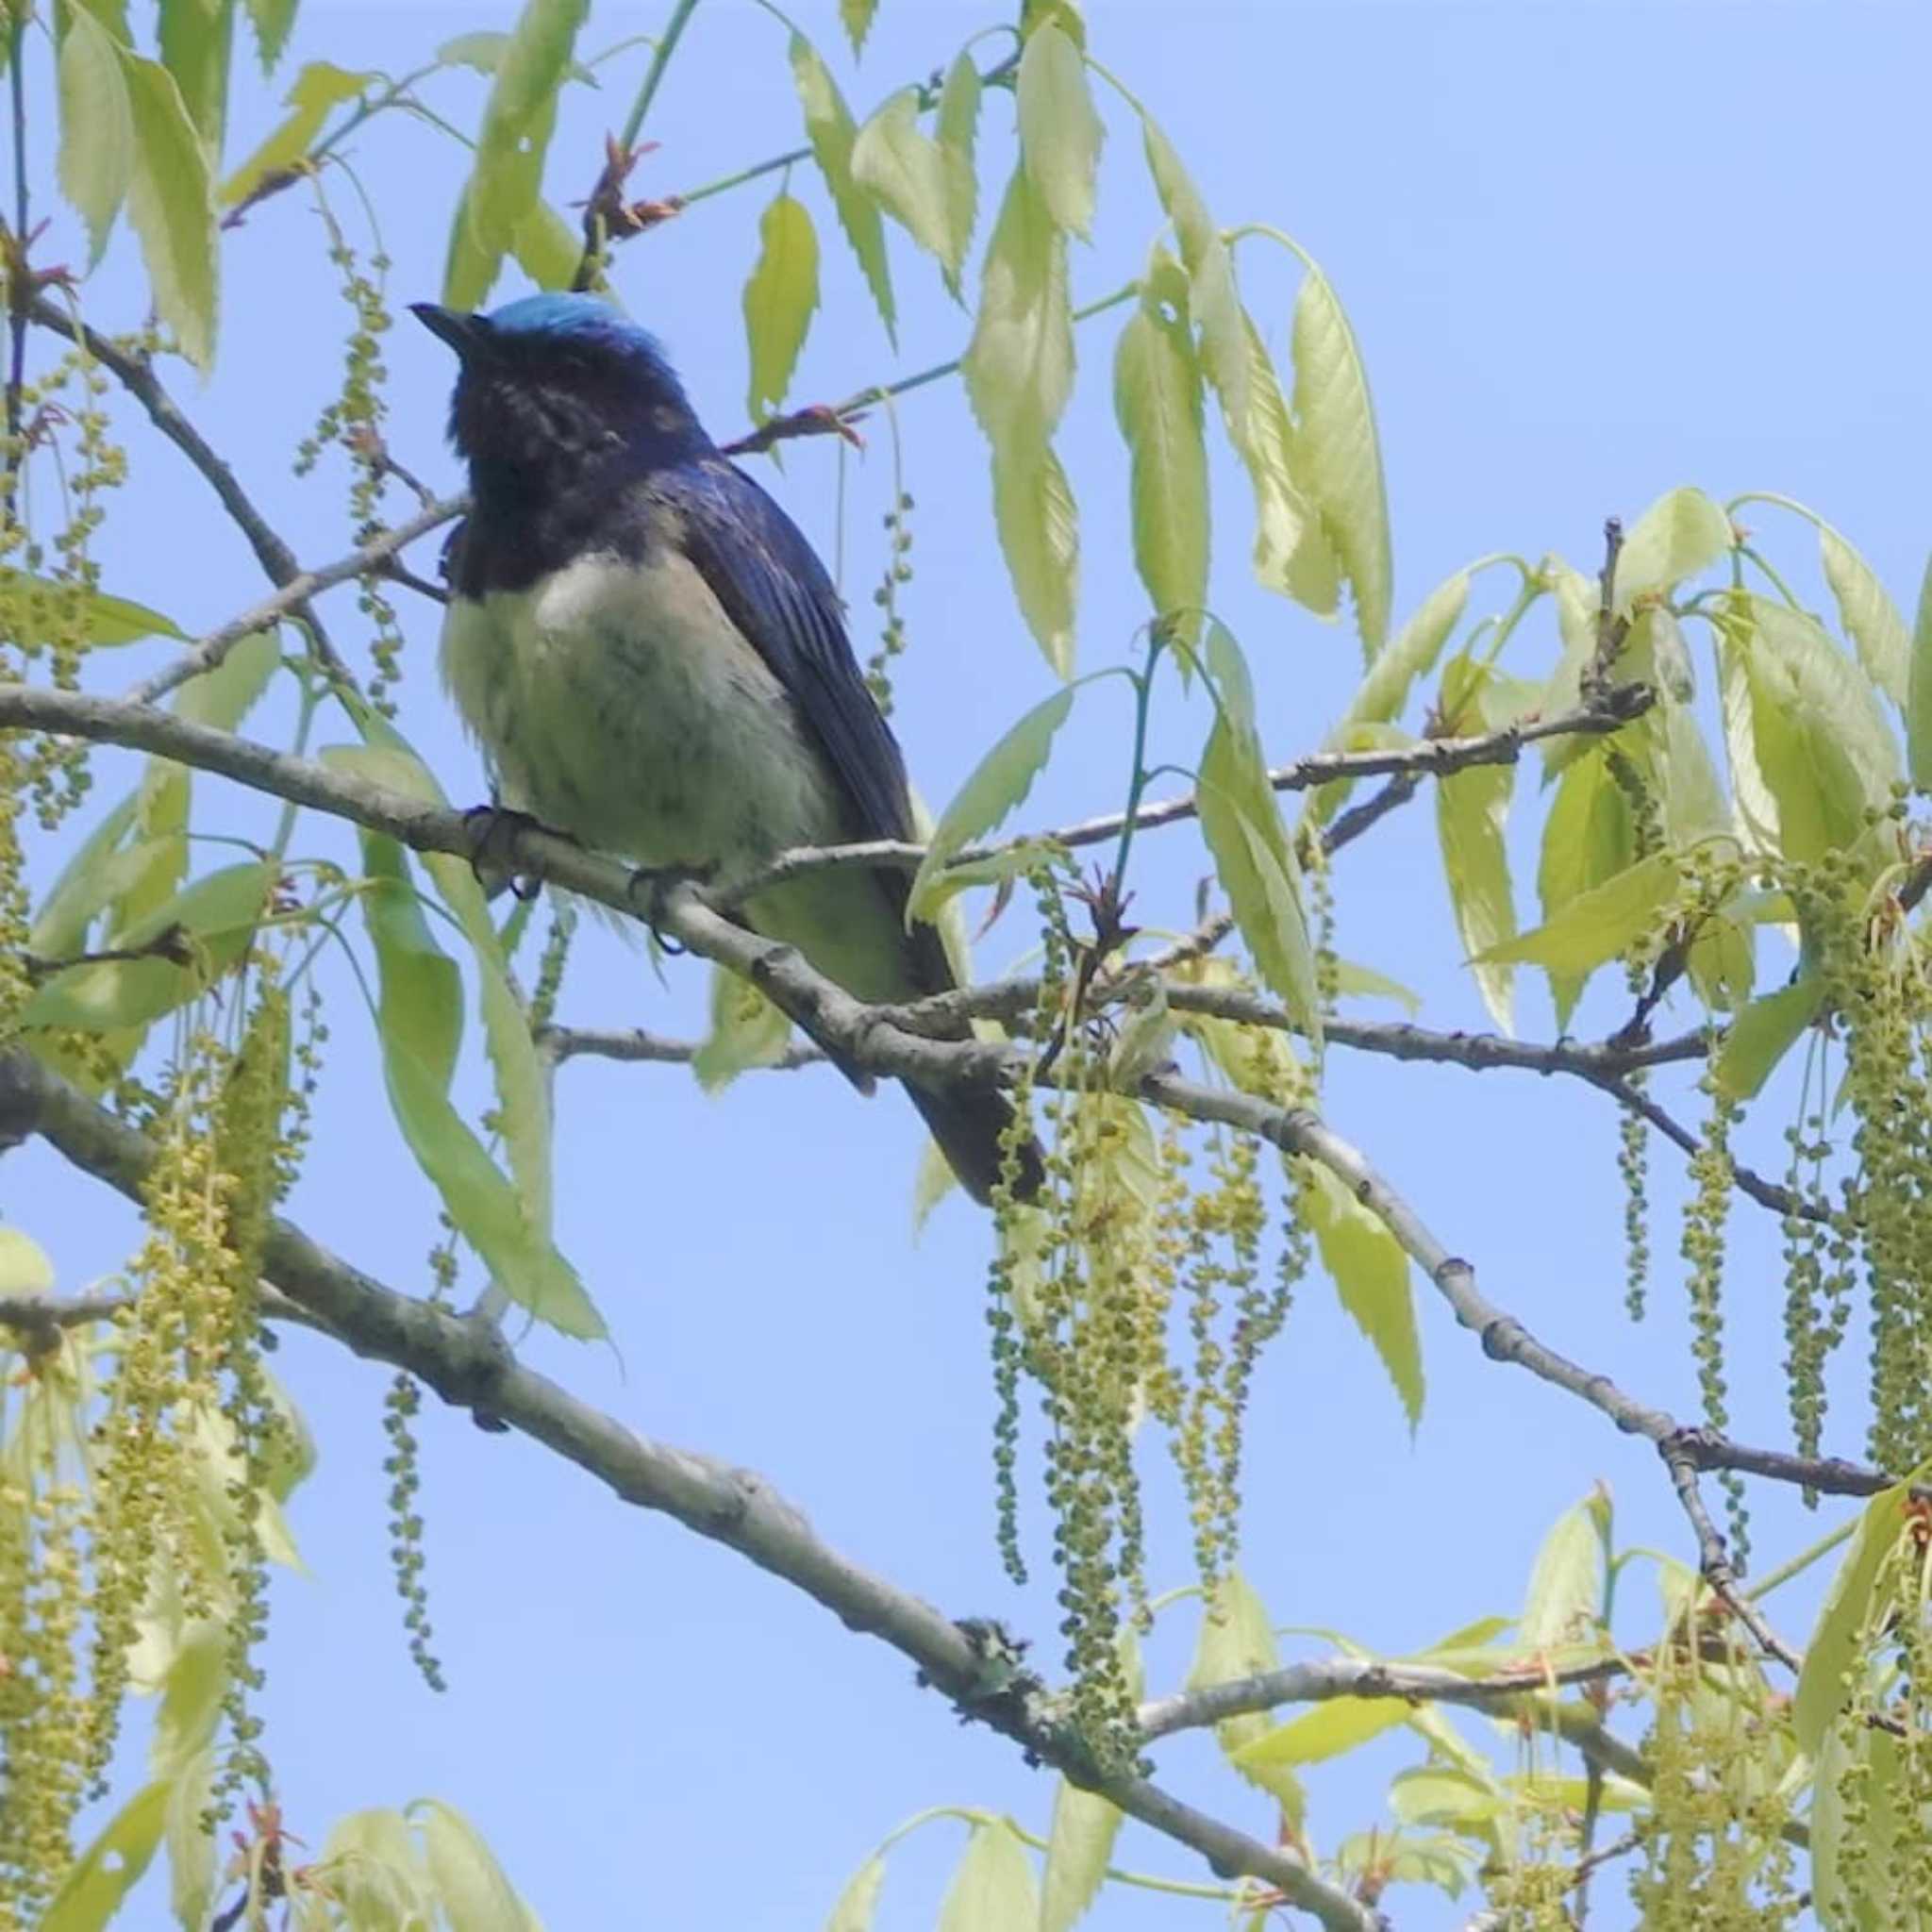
[440,549,845,883]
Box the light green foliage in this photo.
[56,3,136,266]
[851,89,953,268]
[693,959,794,1089]
[1435,658,1518,1032]
[938,1818,1040,1930]
[119,42,222,368]
[1017,24,1102,240]
[219,60,372,207]
[1613,485,1733,611]
[1300,1159,1424,1428]
[742,192,821,420]
[791,33,896,344]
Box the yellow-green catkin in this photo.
[297,180,401,704]
[1681,1066,1749,1570]
[864,489,915,714]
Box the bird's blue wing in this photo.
[652,455,918,851]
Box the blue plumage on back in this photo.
[412,293,1041,1203]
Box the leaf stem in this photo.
[1108,628,1167,894]
[617,0,704,152]
[675,145,811,209]
[1737,543,1805,611]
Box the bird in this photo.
[412,291,1040,1206]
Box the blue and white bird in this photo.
[413,291,1037,1204]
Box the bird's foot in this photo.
[462,804,575,901]
[623,861,717,953]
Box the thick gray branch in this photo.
[0,1046,1375,1932]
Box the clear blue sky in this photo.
[19,2,1930,1926]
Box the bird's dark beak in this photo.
[410,303,490,358]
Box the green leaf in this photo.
[40,1782,171,1932]
[511,197,580,290]
[414,1799,539,1932]
[1198,628,1323,1043]
[1436,743,1516,1031]
[1017,23,1101,239]
[1612,486,1731,612]
[989,437,1079,675]
[963,164,1074,446]
[938,1819,1038,1931]
[119,44,220,368]
[693,962,793,1091]
[1711,974,1823,1102]
[1330,958,1421,1014]
[1302,1160,1423,1429]
[438,26,593,80]
[791,32,894,344]
[1820,528,1908,707]
[241,0,297,70]
[1229,311,1336,613]
[1740,595,1899,863]
[1794,1481,1907,1755]
[327,791,600,1340]
[934,51,980,295]
[1476,850,1677,976]
[443,179,503,312]
[1812,1716,1901,1932]
[1235,1694,1409,1770]
[57,2,135,266]
[1113,256,1208,642]
[159,0,238,155]
[1291,268,1391,658]
[741,192,820,421]
[1185,1571,1307,1816]
[1520,1490,1608,1648]
[1716,622,1782,849]
[1911,551,1932,791]
[19,859,273,1032]
[910,1135,958,1235]
[219,59,373,206]
[0,1226,54,1294]
[824,1854,885,1932]
[908,687,1074,923]
[1140,121,1247,434]
[1040,1776,1122,1932]
[1390,1766,1504,1830]
[1535,746,1635,1028]
[0,569,188,646]
[839,0,878,57]
[461,0,590,262]
[164,1746,218,1932]
[320,1809,434,1929]
[151,1623,225,1776]
[852,89,951,267]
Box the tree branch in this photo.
[0,1045,1379,1932]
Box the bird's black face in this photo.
[410,297,708,489]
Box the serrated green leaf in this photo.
[1017,23,1101,239]
[164,1744,218,1932]
[414,1799,539,1932]
[1911,552,1932,791]
[910,1135,958,1235]
[219,59,373,205]
[438,27,593,80]
[963,163,1073,446]
[1140,121,1246,428]
[1795,1481,1907,1755]
[1740,595,1898,863]
[320,1809,434,1928]
[20,859,272,1032]
[1613,486,1731,612]
[1535,557,1601,783]
[839,0,878,57]
[741,192,820,421]
[1331,958,1421,1014]
[693,961,793,1091]
[1711,974,1823,1102]
[458,0,589,271]
[444,179,504,313]
[934,51,979,294]
[1389,1766,1504,1829]
[1477,850,1677,976]
[1436,704,1515,1033]
[1291,268,1391,658]
[1185,1571,1307,1816]
[1520,1491,1607,1648]
[1235,1693,1409,1770]
[40,1781,171,1932]
[1302,1159,1422,1429]
[119,44,220,367]
[1716,621,1781,850]
[1040,1776,1122,1932]
[1230,310,1336,612]
[1114,258,1208,643]
[510,196,579,290]
[939,1819,1037,1931]
[159,0,238,155]
[1812,1715,1900,1932]
[241,0,297,71]
[0,1226,54,1295]
[824,1854,885,1931]
[791,32,894,343]
[1535,746,1634,1027]
[57,2,135,266]
[908,687,1074,922]
[989,436,1079,675]
[852,88,951,265]
[0,569,188,644]
[1820,528,1908,707]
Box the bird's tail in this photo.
[906,1081,1044,1208]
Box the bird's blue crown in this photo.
[483,292,674,373]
